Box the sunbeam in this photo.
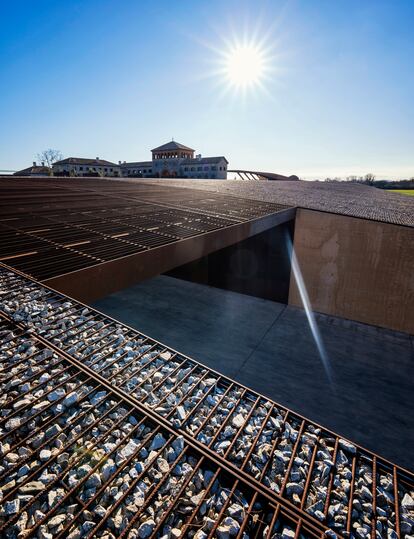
[285,231,335,387]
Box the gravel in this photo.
[1,268,412,539]
[400,489,414,536]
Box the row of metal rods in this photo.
[0,192,262,281]
[0,222,103,279]
[1,200,236,264]
[0,318,321,539]
[0,270,406,536]
[0,177,288,224]
[12,255,99,281]
[0,292,385,535]
[0,348,346,536]
[0,266,411,539]
[0,274,330,539]
[0,213,166,278]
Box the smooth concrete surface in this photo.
[94,275,414,472]
[289,209,414,334]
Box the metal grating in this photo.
[0,178,292,281]
[0,269,323,539]
[0,318,318,539]
[1,264,413,539]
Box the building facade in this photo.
[52,157,120,177]
[29,141,229,179]
[14,162,51,176]
[120,141,228,179]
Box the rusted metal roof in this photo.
[141,179,414,227]
[0,178,292,284]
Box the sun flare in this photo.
[204,30,276,98]
[224,44,266,88]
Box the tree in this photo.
[36,149,63,168]
[364,173,376,185]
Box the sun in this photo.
[202,31,275,98]
[224,43,266,88]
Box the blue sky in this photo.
[1,0,413,179]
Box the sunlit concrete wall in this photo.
[288,209,414,334]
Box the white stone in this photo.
[339,438,356,454]
[216,441,231,452]
[47,388,66,402]
[101,461,116,481]
[172,436,184,455]
[40,449,52,461]
[85,472,101,489]
[228,503,244,521]
[281,528,295,539]
[63,392,78,407]
[138,519,155,538]
[222,516,240,535]
[120,440,139,459]
[149,433,166,451]
[176,406,186,422]
[5,499,20,515]
[5,417,21,430]
[231,414,245,429]
[157,458,169,474]
[48,514,66,528]
[402,493,414,510]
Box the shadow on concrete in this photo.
[93,275,414,471]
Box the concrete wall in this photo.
[167,221,294,303]
[288,209,414,334]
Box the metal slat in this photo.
[0,178,291,280]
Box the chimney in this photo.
[118,161,122,165]
[33,161,36,167]
[41,161,45,167]
[96,157,100,161]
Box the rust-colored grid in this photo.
[0,317,320,539]
[0,178,291,281]
[1,264,413,539]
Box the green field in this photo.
[389,189,414,196]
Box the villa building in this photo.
[16,141,228,179]
[14,162,51,176]
[52,157,120,177]
[120,140,228,179]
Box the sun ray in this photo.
[211,32,276,98]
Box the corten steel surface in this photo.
[137,179,414,228]
[43,209,295,303]
[288,209,414,335]
[1,264,413,539]
[0,178,294,300]
[228,170,298,182]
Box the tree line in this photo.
[324,174,414,189]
